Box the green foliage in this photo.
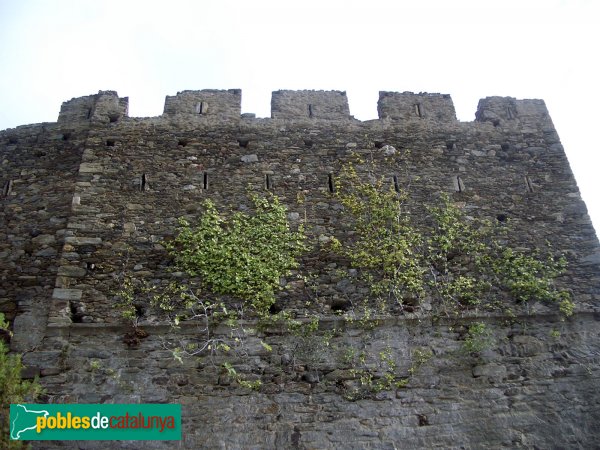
[222,362,262,391]
[343,344,432,400]
[330,158,572,319]
[0,314,43,449]
[461,322,495,354]
[331,159,425,309]
[167,193,307,314]
[492,248,569,304]
[426,194,494,310]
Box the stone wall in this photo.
[1,89,599,449]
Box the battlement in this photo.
[57,90,129,125]
[475,96,553,128]
[163,89,242,121]
[377,91,457,121]
[47,89,563,129]
[271,90,351,120]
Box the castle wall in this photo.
[1,89,599,448]
[38,313,600,449]
[0,124,88,352]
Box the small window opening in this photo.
[392,175,400,193]
[328,174,335,193]
[414,103,422,118]
[331,298,352,312]
[265,174,272,190]
[525,176,534,193]
[8,137,17,145]
[308,104,314,118]
[140,174,147,191]
[417,414,429,427]
[501,143,510,151]
[492,119,500,127]
[108,114,119,123]
[70,302,83,323]
[62,133,70,141]
[86,262,96,271]
[374,141,385,149]
[446,141,456,151]
[3,180,13,197]
[134,304,145,318]
[269,301,283,315]
[455,176,464,193]
[496,214,508,223]
[106,140,115,147]
[238,139,249,148]
[304,139,313,148]
[178,139,187,147]
[203,172,208,190]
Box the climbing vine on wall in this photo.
[329,155,573,320]
[115,158,573,399]
[167,193,307,315]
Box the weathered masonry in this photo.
[1,89,600,449]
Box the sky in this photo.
[0,0,598,234]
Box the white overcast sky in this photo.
[1,0,599,235]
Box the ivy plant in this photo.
[167,193,307,315]
[330,156,573,320]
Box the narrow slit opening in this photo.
[393,175,400,193]
[86,108,92,120]
[507,106,515,120]
[3,180,13,197]
[455,176,464,193]
[328,174,335,193]
[265,174,272,190]
[203,172,208,190]
[525,176,534,193]
[196,102,207,115]
[308,104,314,118]
[414,103,422,118]
[141,174,147,192]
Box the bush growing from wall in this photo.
[0,313,43,449]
